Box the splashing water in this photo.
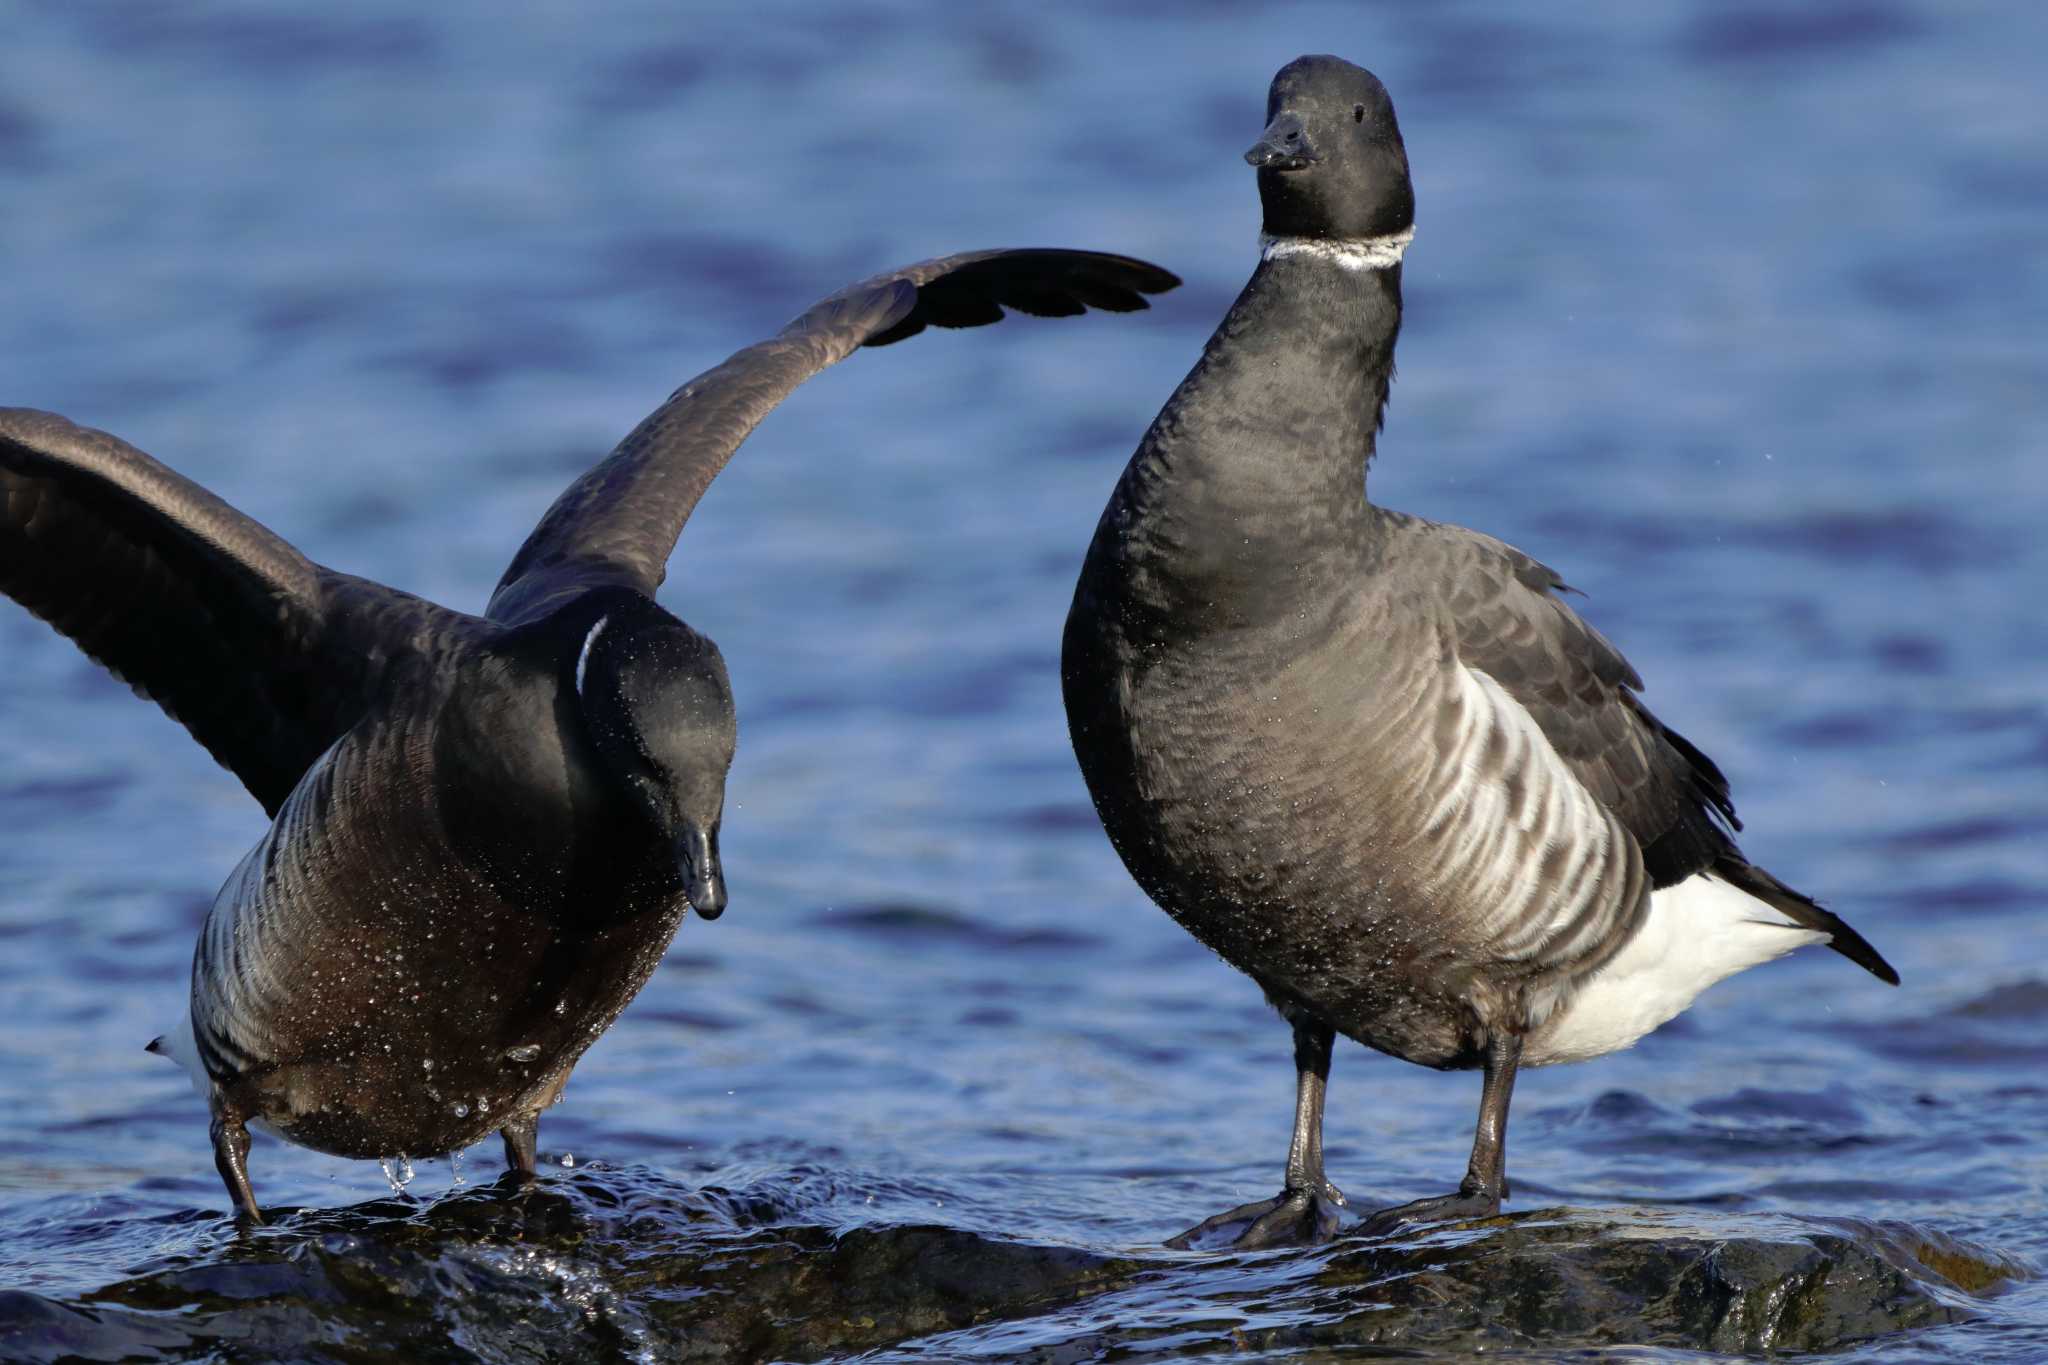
[472,1244,658,1365]
[378,1155,416,1196]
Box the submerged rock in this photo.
[0,1172,2024,1363]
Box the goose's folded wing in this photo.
[486,249,1180,626]
[1400,514,1895,983]
[1390,514,1737,884]
[1,408,479,815]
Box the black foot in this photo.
[501,1116,539,1179]
[209,1106,262,1225]
[1357,1187,1501,1238]
[1167,1181,1347,1250]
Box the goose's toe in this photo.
[1167,1180,1348,1251]
[1356,1185,1503,1239]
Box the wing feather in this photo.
[486,249,1179,626]
[1,408,481,814]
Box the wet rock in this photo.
[0,1174,2024,1363]
[0,1171,1144,1364]
[1193,1208,2029,1359]
[0,1292,193,1364]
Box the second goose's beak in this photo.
[678,826,727,920]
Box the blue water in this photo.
[2,1,2044,1359]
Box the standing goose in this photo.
[1,248,1178,1220]
[1061,56,1895,1249]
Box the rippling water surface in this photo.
[2,2,2043,1360]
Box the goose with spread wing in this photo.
[1,248,1177,1220]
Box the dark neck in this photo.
[1099,245,1403,627]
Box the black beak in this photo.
[677,826,727,920]
[1245,111,1318,171]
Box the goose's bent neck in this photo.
[1101,236,1408,627]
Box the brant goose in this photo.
[1,248,1177,1220]
[1060,56,1895,1248]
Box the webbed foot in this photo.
[1356,1182,1502,1238]
[1167,1179,1347,1250]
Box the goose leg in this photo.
[1168,1016,1346,1249]
[1360,1032,1522,1236]
[501,1116,539,1178]
[208,1097,261,1224]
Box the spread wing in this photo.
[486,249,1180,627]
[1384,510,1896,983]
[1,408,483,815]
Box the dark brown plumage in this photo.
[3,248,1178,1219]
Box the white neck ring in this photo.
[1259,227,1414,271]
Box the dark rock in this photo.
[1222,1208,2028,1357]
[0,1291,193,1364]
[0,1173,2023,1362]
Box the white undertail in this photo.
[147,989,208,1098]
[1526,872,1826,1065]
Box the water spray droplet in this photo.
[379,1155,416,1194]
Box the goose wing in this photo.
[1,408,480,816]
[486,249,1180,626]
[1401,515,1736,885]
[1391,512,1895,983]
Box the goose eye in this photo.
[1353,104,1366,123]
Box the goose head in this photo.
[573,599,736,918]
